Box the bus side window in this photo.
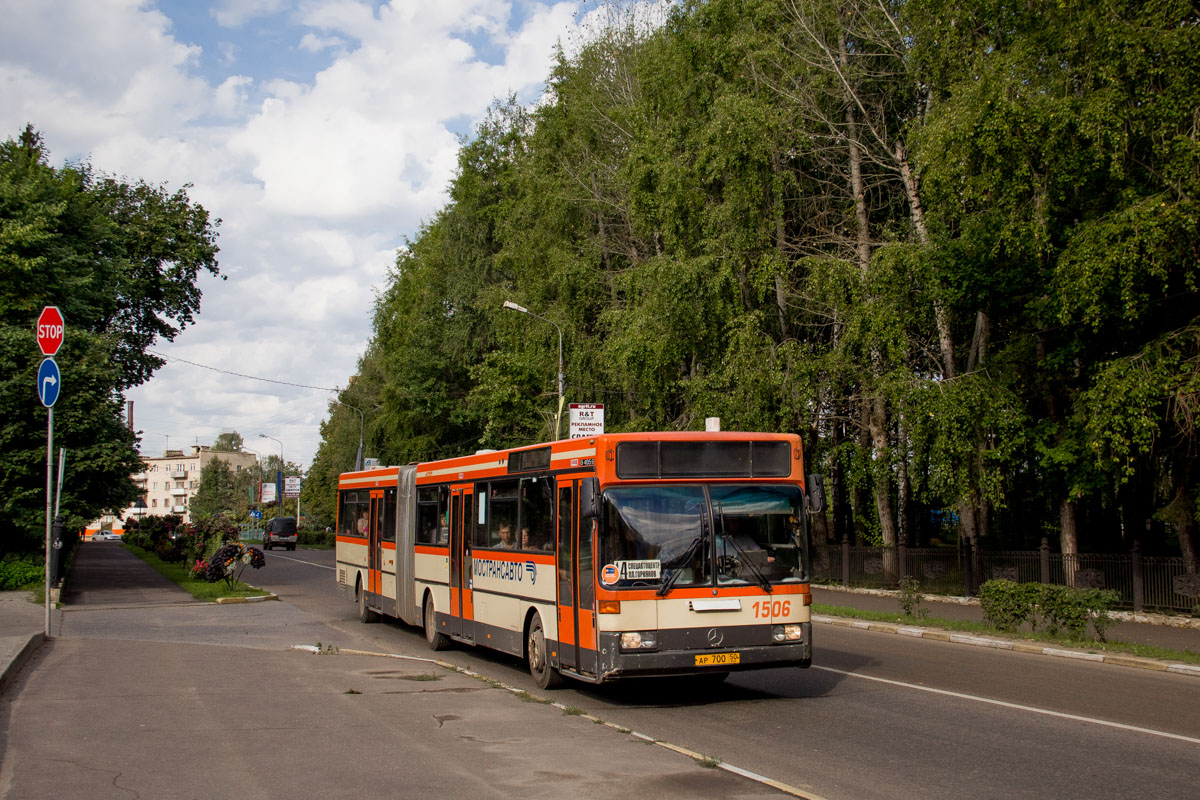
[438,486,450,545]
[417,487,437,544]
[521,476,554,551]
[558,486,573,607]
[483,479,519,548]
[381,487,396,542]
[473,487,489,547]
[337,491,353,537]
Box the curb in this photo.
[0,633,45,697]
[815,584,1200,630]
[214,594,278,604]
[812,614,1200,678]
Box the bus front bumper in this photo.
[593,623,812,681]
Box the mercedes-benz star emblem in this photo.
[706,628,724,647]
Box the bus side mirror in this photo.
[579,478,600,520]
[805,474,826,515]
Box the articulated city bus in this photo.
[335,431,822,687]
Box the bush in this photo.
[898,576,926,618]
[125,514,185,560]
[177,516,239,564]
[979,580,1038,632]
[298,529,335,547]
[979,580,1121,640]
[0,554,43,590]
[203,542,265,586]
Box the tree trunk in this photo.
[852,401,872,543]
[1163,482,1199,573]
[1060,497,1079,587]
[870,394,899,581]
[771,149,791,341]
[842,30,871,276]
[897,413,910,547]
[896,138,956,380]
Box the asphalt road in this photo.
[3,544,786,800]
[257,548,1200,800]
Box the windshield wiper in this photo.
[657,535,706,597]
[715,502,772,593]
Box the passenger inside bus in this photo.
[496,524,516,548]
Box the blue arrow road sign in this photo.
[38,358,61,407]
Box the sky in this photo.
[0,0,649,469]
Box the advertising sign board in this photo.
[284,476,301,498]
[568,403,604,439]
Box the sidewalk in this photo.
[0,590,50,698]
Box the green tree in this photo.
[0,125,220,550]
[190,457,237,519]
[211,431,244,452]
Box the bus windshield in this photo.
[599,484,808,590]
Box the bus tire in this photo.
[527,615,563,689]
[356,579,379,623]
[424,596,450,651]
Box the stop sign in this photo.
[36,306,64,356]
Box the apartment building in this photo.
[122,445,259,524]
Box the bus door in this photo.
[368,490,384,595]
[448,486,474,641]
[557,479,597,675]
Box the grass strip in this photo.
[123,543,267,601]
[812,603,1200,665]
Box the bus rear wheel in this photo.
[424,597,450,651]
[356,580,379,623]
[527,615,563,689]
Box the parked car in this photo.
[92,532,120,541]
[263,517,298,551]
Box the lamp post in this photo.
[502,300,565,440]
[333,397,365,471]
[258,434,284,517]
[242,447,262,534]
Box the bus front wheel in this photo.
[424,597,450,651]
[527,615,563,689]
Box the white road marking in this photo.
[814,665,1200,745]
[267,553,335,570]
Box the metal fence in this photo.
[812,541,1200,614]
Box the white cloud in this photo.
[214,0,292,28]
[298,32,345,52]
[1,0,591,466]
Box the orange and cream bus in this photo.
[335,431,822,688]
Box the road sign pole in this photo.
[44,406,53,639]
[37,305,65,639]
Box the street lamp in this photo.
[502,300,565,440]
[332,397,365,471]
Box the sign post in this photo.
[36,306,64,639]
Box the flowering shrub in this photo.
[178,516,239,564]
[203,542,266,586]
[124,514,184,558]
[190,560,209,580]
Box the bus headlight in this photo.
[620,631,658,651]
[772,624,803,643]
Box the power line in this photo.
[148,350,341,392]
